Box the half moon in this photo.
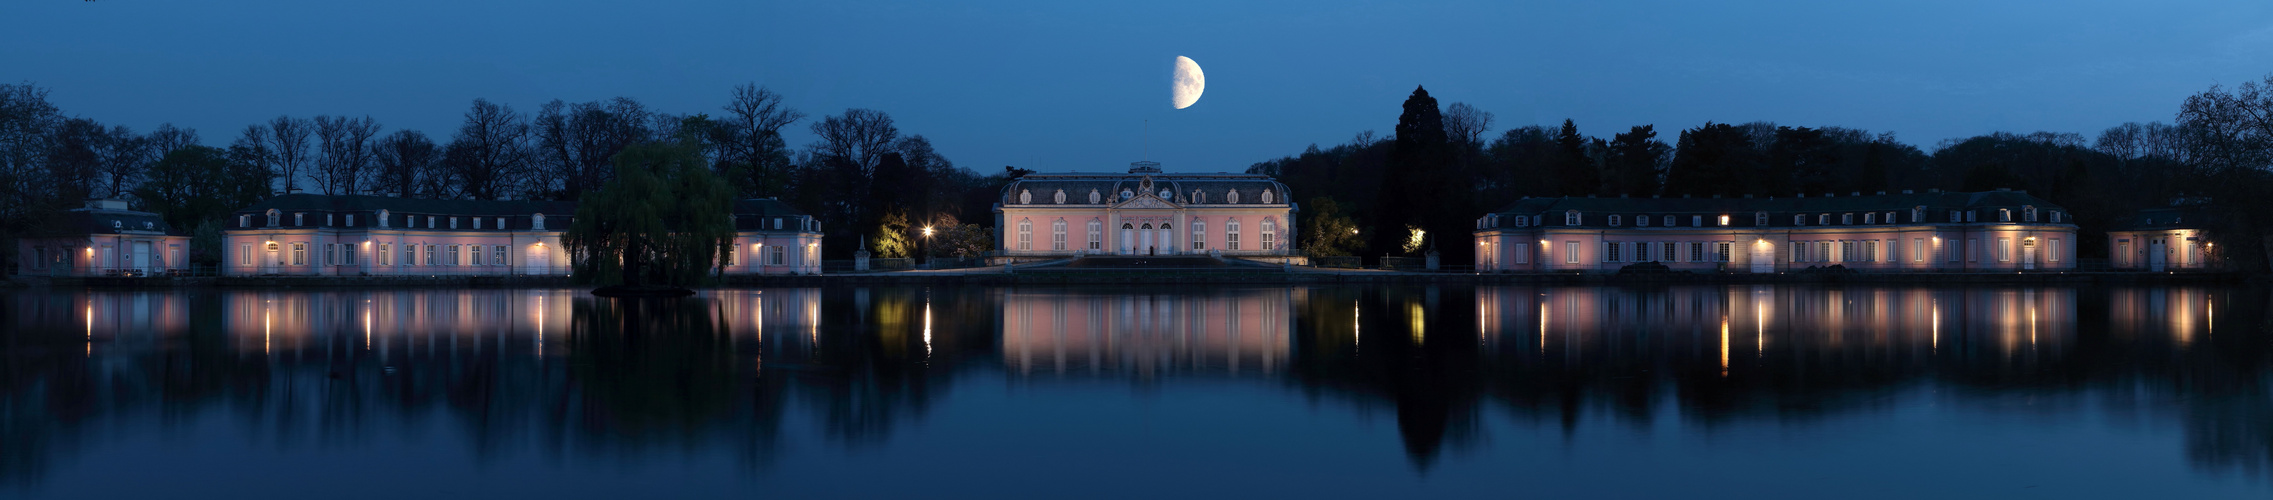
[1171,56,1205,109]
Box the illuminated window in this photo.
[1719,215,1730,227]
[1997,237,2011,261]
[2049,238,2062,262]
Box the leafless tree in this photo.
[0,83,61,228]
[2177,78,2273,175]
[2095,122,2144,161]
[266,116,313,194]
[719,84,803,195]
[536,97,654,200]
[443,99,533,200]
[311,115,381,195]
[807,108,899,176]
[373,130,439,198]
[1441,102,1495,146]
[145,123,200,159]
[97,125,147,199]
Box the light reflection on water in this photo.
[1,284,2266,497]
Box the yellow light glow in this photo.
[1408,302,1426,345]
[923,300,933,357]
[922,226,935,237]
[1718,215,1730,226]
[1719,317,1729,377]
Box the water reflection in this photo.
[2,284,2270,494]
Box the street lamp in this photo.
[921,225,935,269]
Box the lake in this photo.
[3,284,2267,498]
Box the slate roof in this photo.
[230,194,815,232]
[1480,190,2072,230]
[2110,207,2213,231]
[1000,164,1293,207]
[55,208,179,236]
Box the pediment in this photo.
[1113,195,1179,210]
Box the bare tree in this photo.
[0,83,61,230]
[807,108,899,176]
[266,116,313,194]
[373,130,439,198]
[535,97,654,200]
[719,84,803,195]
[1441,102,1495,146]
[145,123,200,159]
[97,125,147,199]
[443,99,533,200]
[311,115,381,195]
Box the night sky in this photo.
[7,0,2270,173]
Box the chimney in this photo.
[1902,189,1914,194]
[1851,191,1861,196]
[1742,194,1753,198]
[1876,191,1886,195]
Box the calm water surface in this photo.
[4,284,2269,498]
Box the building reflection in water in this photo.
[999,287,1294,378]
[8,284,2272,488]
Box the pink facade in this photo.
[995,162,1297,258]
[1475,190,2078,273]
[15,200,192,277]
[999,288,1293,375]
[221,195,823,277]
[2105,207,2217,271]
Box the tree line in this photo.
[1253,77,2273,269]
[0,82,1010,265]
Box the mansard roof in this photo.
[999,163,1292,207]
[55,206,179,236]
[237,194,577,216]
[1482,189,2071,229]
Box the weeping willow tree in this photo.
[565,139,737,288]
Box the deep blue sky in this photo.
[6,0,2270,174]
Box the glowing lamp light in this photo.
[921,226,935,237]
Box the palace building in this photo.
[14,199,193,276]
[1473,189,2077,273]
[222,194,823,276]
[2105,205,2217,271]
[994,161,1297,259]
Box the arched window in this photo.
[1261,219,1277,250]
[1090,189,1102,204]
[1017,219,1032,251]
[1609,215,1622,227]
[1121,189,1134,200]
[266,209,279,226]
[1192,190,1205,204]
[1019,190,1032,204]
[1123,223,1134,229]
[1227,191,1240,204]
[1912,206,1925,223]
[1755,212,1768,226]
[1054,190,1066,204]
[1192,220,1207,250]
[1051,219,1067,251]
[2023,206,2037,222]
[1227,219,1242,250]
[1565,211,1581,226]
[377,209,390,228]
[1261,189,1274,204]
[1141,223,1152,230]
[1087,220,1103,250]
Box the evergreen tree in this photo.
[1603,125,1668,196]
[1665,122,1755,197]
[1551,120,1597,196]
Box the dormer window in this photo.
[1515,216,1528,227]
[377,210,390,228]
[1692,215,1703,227]
[239,214,250,227]
[1192,190,1205,204]
[1608,215,1622,227]
[294,213,304,226]
[1885,212,1895,224]
[1227,191,1239,204]
[1054,190,1066,204]
[326,214,334,226]
[112,220,122,229]
[1662,215,1673,227]
[2023,206,2037,222]
[1261,189,1274,204]
[1950,210,1961,223]
[346,214,356,226]
[1967,210,1977,222]
[450,217,459,229]
[2051,211,2061,223]
[1565,211,1581,226]
[1090,189,1102,204]
[496,217,504,229]
[427,216,436,228]
[1019,189,1032,204]
[1913,206,1925,223]
[1842,213,1853,225]
[1999,209,2012,222]
[1121,189,1134,201]
[1865,213,1875,224]
[266,209,280,226]
[1794,214,1806,226]
[144,221,153,230]
[1755,212,1768,226]
[1717,215,1729,226]
[1819,214,1829,226]
[1637,215,1649,227]
[473,218,482,229]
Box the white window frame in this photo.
[291,242,306,265]
[1997,237,2011,262]
[1604,241,1621,262]
[1051,219,1067,251]
[1565,241,1580,264]
[1227,220,1242,250]
[1565,211,1581,226]
[1261,219,1276,250]
[1190,220,1205,250]
[1017,220,1032,251]
[1089,220,1104,250]
[1609,215,1621,227]
[2049,238,2062,262]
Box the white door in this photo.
[1157,228,1173,255]
[1139,227,1154,255]
[2149,239,2166,272]
[2022,240,2036,270]
[1121,227,1134,255]
[264,244,279,275]
[1749,241,1775,273]
[132,241,151,275]
[527,245,551,275]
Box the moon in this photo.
[1171,56,1205,109]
